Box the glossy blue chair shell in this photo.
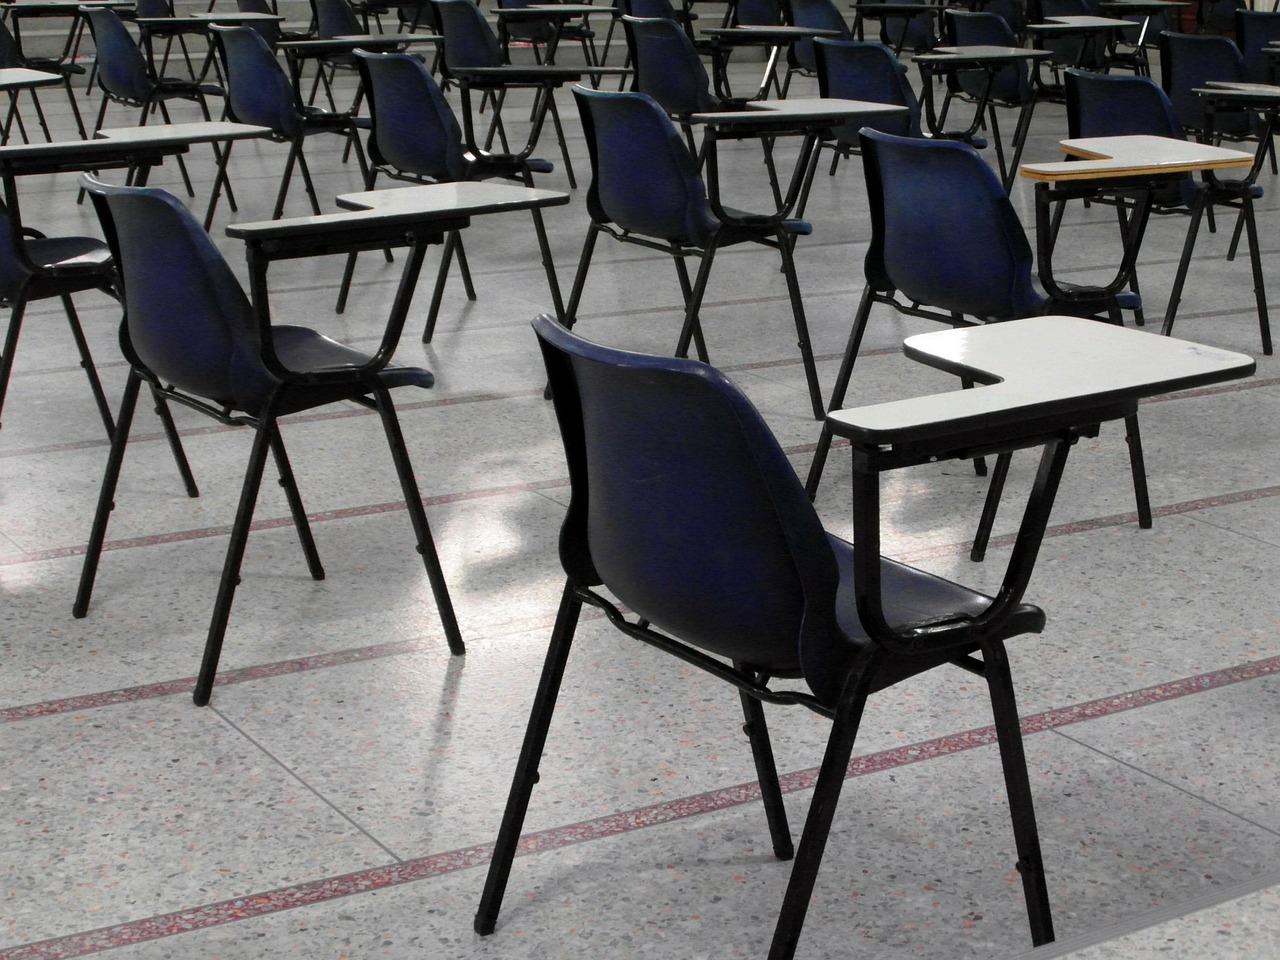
[623,15,717,117]
[474,314,1055,957]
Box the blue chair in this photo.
[307,0,368,111]
[942,9,1037,191]
[857,0,935,57]
[809,39,921,181]
[1235,8,1280,84]
[496,0,598,68]
[565,86,826,420]
[0,203,117,439]
[235,0,311,47]
[82,8,223,199]
[783,0,852,96]
[473,314,1056,959]
[623,13,777,179]
[804,129,1149,556]
[433,0,577,187]
[338,49,563,340]
[73,175,465,707]
[132,0,199,81]
[212,25,369,219]
[1066,68,1271,355]
[1159,31,1254,142]
[1039,0,1110,74]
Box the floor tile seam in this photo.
[210,704,408,865]
[0,387,546,461]
[0,475,572,567]
[1048,724,1280,843]
[0,602,605,724]
[5,470,1275,572]
[6,654,1280,959]
[1004,867,1280,960]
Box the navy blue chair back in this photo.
[944,10,1030,103]
[84,179,274,412]
[1159,31,1251,137]
[623,15,717,115]
[83,9,152,102]
[624,0,683,20]
[574,86,717,246]
[789,0,851,74]
[356,49,467,179]
[814,39,920,140]
[213,25,302,137]
[736,0,781,24]
[1236,9,1280,84]
[433,0,505,70]
[1065,66,1183,138]
[134,0,174,17]
[235,0,285,44]
[860,128,1042,319]
[535,314,836,671]
[312,0,366,36]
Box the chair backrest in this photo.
[623,0,683,20]
[788,0,851,74]
[312,0,366,37]
[83,8,152,103]
[533,313,836,674]
[1236,9,1280,84]
[1159,30,1249,136]
[81,176,276,413]
[134,0,175,18]
[432,0,505,72]
[813,39,921,140]
[623,15,717,116]
[0,200,34,299]
[1203,0,1245,34]
[0,19,21,70]
[496,0,557,43]
[574,86,716,246]
[944,10,1029,103]
[235,0,284,45]
[860,128,1043,319]
[735,0,781,25]
[212,25,301,136]
[1065,66,1183,139]
[873,0,933,55]
[356,49,467,180]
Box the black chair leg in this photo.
[192,414,277,706]
[1240,194,1273,355]
[776,228,824,421]
[672,252,709,362]
[1124,413,1152,529]
[971,450,1013,562]
[563,223,602,331]
[294,142,323,216]
[60,294,115,439]
[148,385,199,498]
[422,229,462,343]
[371,384,465,656]
[804,286,874,500]
[73,369,143,619]
[267,430,325,580]
[735,666,794,861]
[0,298,28,431]
[475,581,582,936]
[272,138,304,219]
[675,245,716,364]
[530,208,565,324]
[767,661,879,960]
[981,639,1055,946]
[1159,196,1207,338]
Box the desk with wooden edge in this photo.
[225,181,570,349]
[1020,135,1261,348]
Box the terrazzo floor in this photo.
[0,16,1277,960]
